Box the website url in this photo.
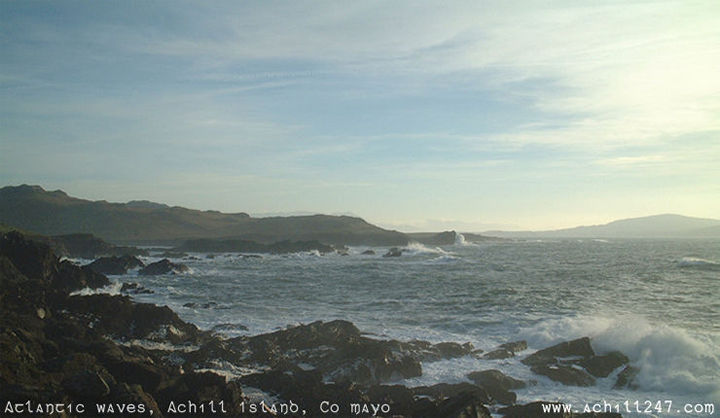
[542,400,715,415]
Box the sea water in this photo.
[97,238,719,417]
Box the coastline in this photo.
[0,231,628,417]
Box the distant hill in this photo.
[0,185,408,246]
[486,214,720,239]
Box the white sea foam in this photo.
[69,281,123,296]
[403,242,450,256]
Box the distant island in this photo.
[485,214,720,239]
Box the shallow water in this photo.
[98,238,719,417]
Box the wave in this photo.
[403,242,450,256]
[518,315,720,397]
[678,256,720,270]
[453,233,475,246]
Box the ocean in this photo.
[81,237,720,417]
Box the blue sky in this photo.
[1,1,719,231]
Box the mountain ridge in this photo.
[0,185,407,246]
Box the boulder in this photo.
[138,259,190,276]
[86,255,145,275]
[467,369,526,390]
[120,282,153,294]
[361,249,376,255]
[614,365,639,389]
[579,351,629,378]
[530,364,596,386]
[383,247,403,257]
[522,337,594,367]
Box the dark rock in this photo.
[63,294,200,343]
[238,320,423,385]
[86,255,145,275]
[182,302,217,309]
[435,391,493,418]
[0,231,58,281]
[614,365,640,389]
[483,348,515,359]
[361,249,376,255]
[501,340,528,353]
[467,369,526,390]
[434,342,475,359]
[467,369,524,405]
[484,340,527,359]
[579,351,629,378]
[54,261,111,292]
[120,282,153,294]
[383,247,403,257]
[530,364,596,386]
[522,337,595,366]
[138,259,190,275]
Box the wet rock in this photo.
[467,369,526,391]
[63,294,200,343]
[238,320,423,385]
[182,302,217,309]
[614,365,640,389]
[530,364,596,386]
[361,249,376,255]
[484,340,528,359]
[86,255,145,275]
[434,342,475,359]
[579,351,629,378]
[139,259,190,275]
[522,337,594,367]
[383,247,403,257]
[120,282,154,294]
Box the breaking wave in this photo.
[519,315,720,398]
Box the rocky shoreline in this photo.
[1,231,627,417]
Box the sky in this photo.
[1,1,719,231]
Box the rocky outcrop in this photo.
[34,233,147,259]
[86,255,145,275]
[138,259,190,275]
[522,337,629,386]
[484,340,528,359]
[467,369,526,404]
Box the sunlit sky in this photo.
[1,1,719,231]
